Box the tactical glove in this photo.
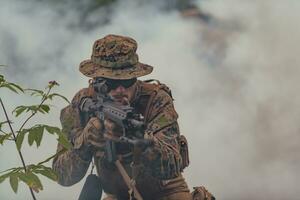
[103,118,123,140]
[73,117,106,150]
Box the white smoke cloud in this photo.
[190,0,300,199]
[1,0,300,199]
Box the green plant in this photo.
[0,67,71,200]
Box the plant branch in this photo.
[37,148,66,166]
[0,98,37,200]
[18,87,52,133]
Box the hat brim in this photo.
[79,59,153,80]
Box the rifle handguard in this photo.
[119,136,154,149]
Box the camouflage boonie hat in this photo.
[79,34,153,80]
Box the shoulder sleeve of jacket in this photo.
[142,86,183,180]
[145,86,178,135]
[60,88,90,140]
[52,88,92,186]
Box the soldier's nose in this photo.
[115,85,126,93]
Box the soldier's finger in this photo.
[88,133,105,143]
[104,119,116,132]
[89,117,102,130]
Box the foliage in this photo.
[0,68,71,198]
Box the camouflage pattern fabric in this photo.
[79,35,153,80]
[191,186,216,200]
[52,80,190,199]
[52,88,93,186]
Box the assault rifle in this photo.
[80,78,145,139]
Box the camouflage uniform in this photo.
[52,35,191,200]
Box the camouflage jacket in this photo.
[52,80,189,198]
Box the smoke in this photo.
[188,0,300,199]
[1,0,300,199]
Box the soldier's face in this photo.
[107,79,137,105]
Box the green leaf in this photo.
[13,105,40,115]
[28,172,43,191]
[0,172,11,183]
[0,81,23,93]
[27,105,38,113]
[0,167,20,174]
[13,106,27,117]
[57,134,72,150]
[0,167,21,184]
[18,171,43,191]
[17,172,30,183]
[1,83,18,93]
[37,108,45,114]
[24,89,44,97]
[40,104,50,113]
[26,164,37,171]
[44,125,60,135]
[45,125,71,149]
[0,74,5,85]
[0,121,8,130]
[13,104,51,116]
[36,104,51,114]
[9,83,24,93]
[16,130,27,150]
[28,126,44,147]
[0,75,4,83]
[47,93,70,104]
[35,129,43,147]
[0,133,12,145]
[9,174,19,193]
[33,167,58,182]
[28,131,35,146]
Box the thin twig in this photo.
[0,130,14,141]
[37,148,66,166]
[18,87,51,133]
[0,98,37,200]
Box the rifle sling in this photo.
[114,160,143,200]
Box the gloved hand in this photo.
[73,116,124,150]
[73,117,105,150]
[103,118,123,141]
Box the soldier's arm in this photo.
[142,88,183,180]
[52,90,93,186]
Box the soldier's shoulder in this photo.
[59,88,90,132]
[138,80,177,122]
[70,88,91,105]
[60,87,90,120]
[138,80,173,100]
[141,80,179,133]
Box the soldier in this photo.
[52,34,192,200]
